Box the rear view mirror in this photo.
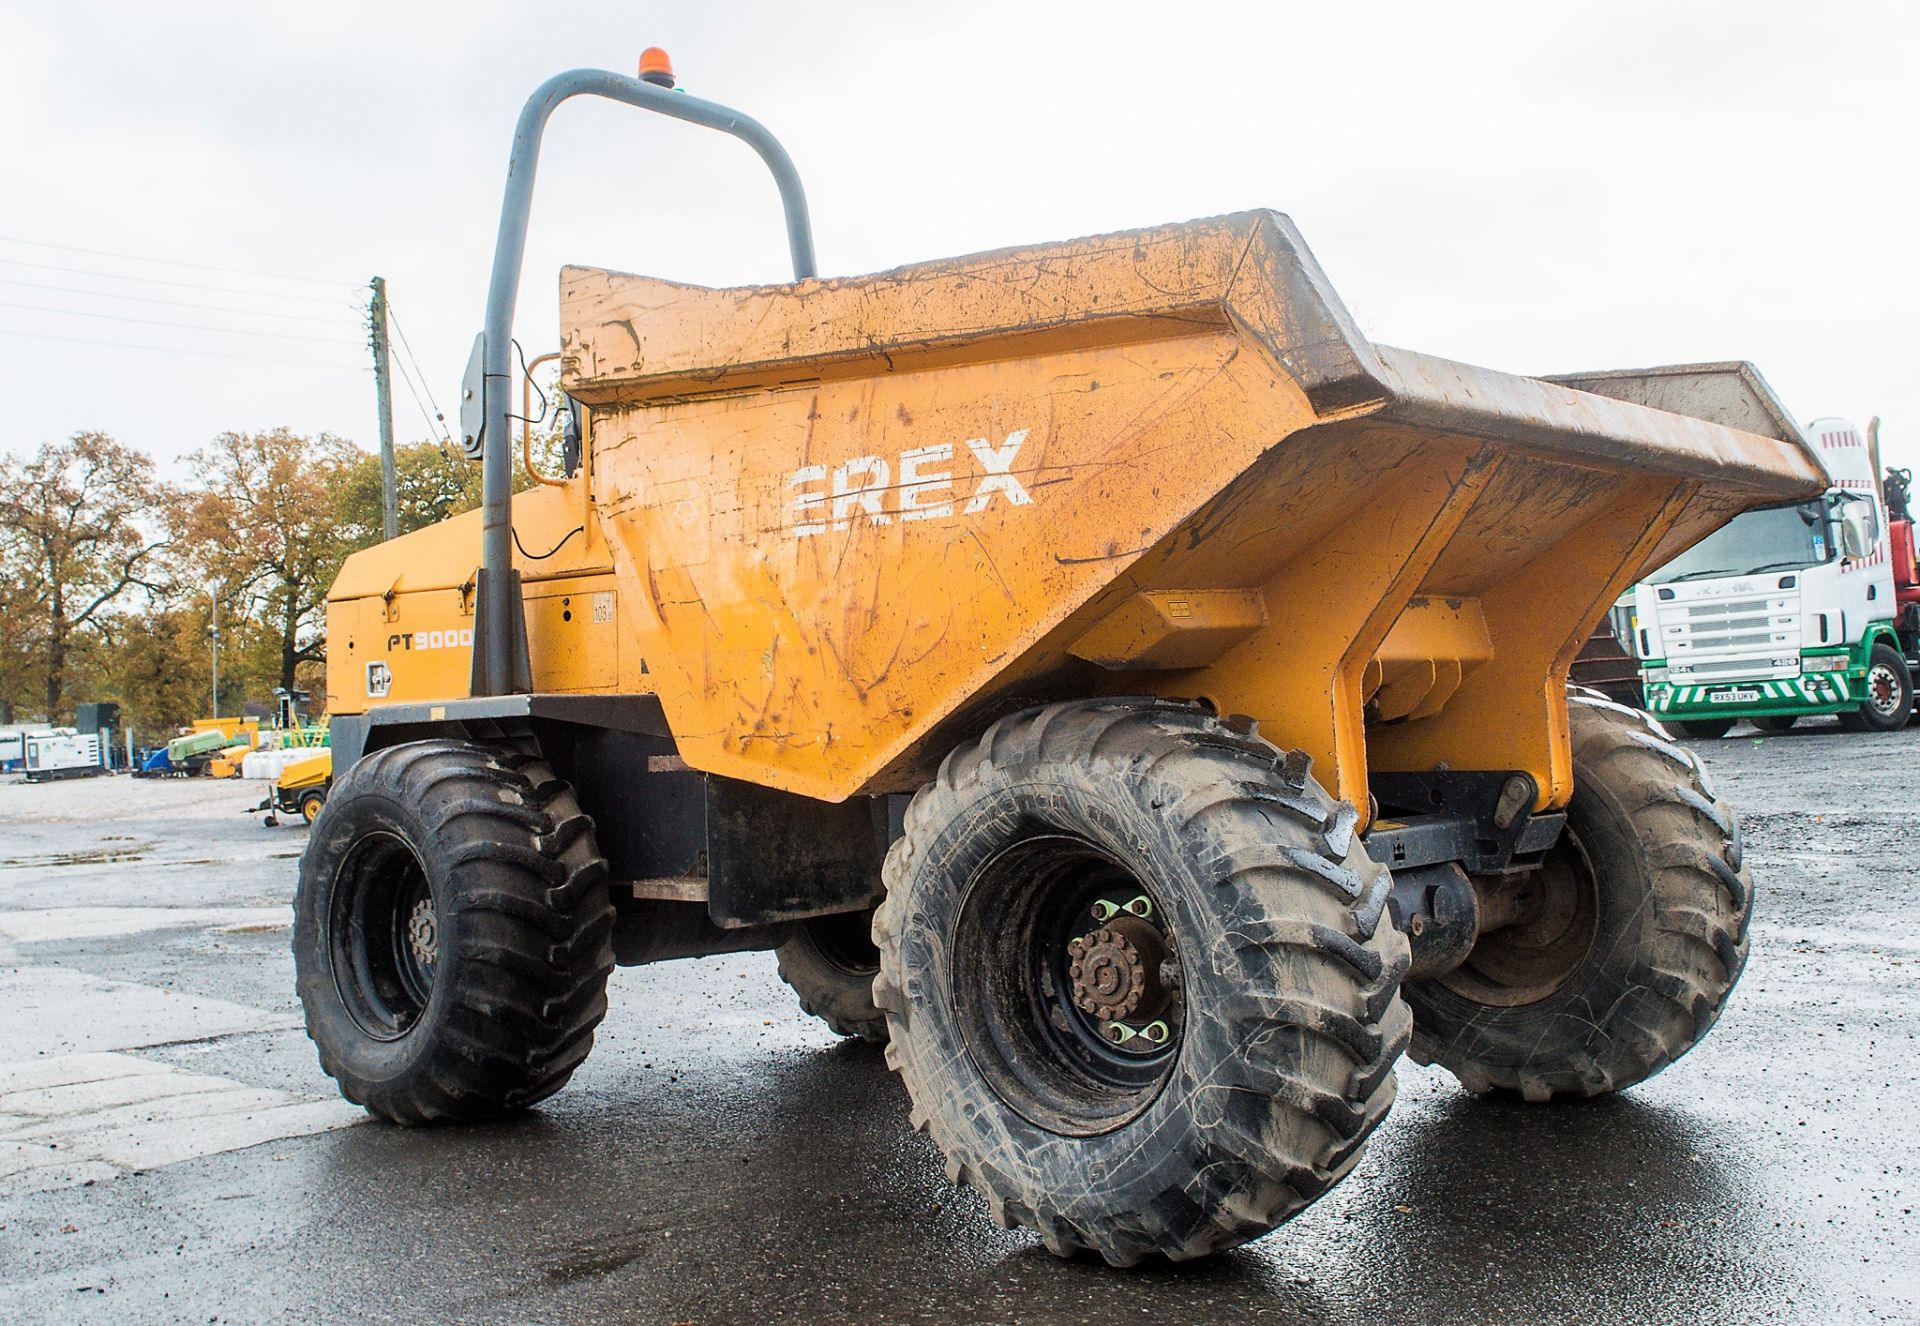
[562,398,585,475]
[1835,494,1877,558]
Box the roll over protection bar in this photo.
[467,67,816,696]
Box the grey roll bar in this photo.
[468,67,816,696]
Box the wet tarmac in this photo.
[1,719,1914,1324]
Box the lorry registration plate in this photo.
[1706,686,1761,704]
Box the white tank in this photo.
[241,748,305,782]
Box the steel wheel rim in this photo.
[950,832,1184,1136]
[328,831,438,1040]
[1868,663,1901,716]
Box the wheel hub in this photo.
[1067,914,1169,1023]
[1870,665,1898,713]
[407,898,438,968]
[1442,827,1598,1008]
[328,831,437,1040]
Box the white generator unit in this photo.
[23,729,108,782]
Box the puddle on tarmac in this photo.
[0,846,152,868]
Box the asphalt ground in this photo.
[0,718,1914,1324]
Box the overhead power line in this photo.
[0,299,363,345]
[0,326,365,370]
[385,305,453,444]
[0,234,362,289]
[0,255,364,307]
[0,276,365,326]
[387,338,447,445]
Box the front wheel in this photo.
[293,739,614,1124]
[1750,715,1798,734]
[874,700,1409,1264]
[1405,693,1752,1100]
[1674,717,1734,739]
[1837,642,1913,732]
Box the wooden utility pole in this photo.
[369,276,398,541]
[208,587,219,719]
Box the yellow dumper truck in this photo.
[295,64,1826,1264]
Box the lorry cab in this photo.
[1634,418,1914,735]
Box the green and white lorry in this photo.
[1633,417,1916,737]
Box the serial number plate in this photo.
[1706,686,1762,704]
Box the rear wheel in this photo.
[776,910,886,1042]
[1750,715,1798,734]
[1836,642,1913,732]
[298,787,327,824]
[1405,694,1752,1100]
[1674,718,1734,739]
[293,739,614,1123]
[874,699,1409,1264]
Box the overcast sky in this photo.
[3,1,1915,478]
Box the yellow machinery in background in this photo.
[291,61,1828,1266]
[254,749,333,826]
[192,716,258,746]
[195,717,258,779]
[208,744,252,779]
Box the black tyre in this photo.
[1836,642,1913,732]
[1674,717,1734,739]
[298,787,327,824]
[776,910,887,1042]
[873,699,1410,1265]
[293,739,614,1123]
[1406,693,1752,1100]
[1750,715,1798,734]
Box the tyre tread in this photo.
[873,698,1408,1263]
[1408,693,1753,1100]
[294,740,614,1125]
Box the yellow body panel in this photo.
[327,484,632,708]
[278,749,332,793]
[328,211,1825,818]
[208,745,251,778]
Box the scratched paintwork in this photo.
[327,211,1826,816]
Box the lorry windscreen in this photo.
[1647,500,1829,585]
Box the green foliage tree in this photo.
[0,564,39,725]
[2,363,566,731]
[0,432,169,721]
[334,440,486,542]
[77,604,212,739]
[175,428,359,696]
